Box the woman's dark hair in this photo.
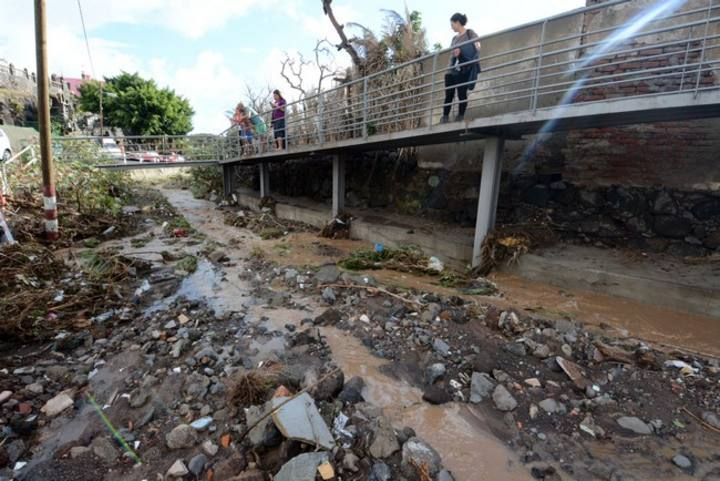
[273,89,283,99]
[450,13,468,26]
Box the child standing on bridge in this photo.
[441,13,481,124]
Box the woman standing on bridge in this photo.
[271,90,287,150]
[441,13,481,124]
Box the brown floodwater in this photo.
[494,273,720,358]
[322,327,533,481]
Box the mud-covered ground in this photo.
[1,184,718,481]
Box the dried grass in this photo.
[226,366,282,407]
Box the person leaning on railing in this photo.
[232,103,255,154]
[440,13,481,124]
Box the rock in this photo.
[69,446,91,459]
[397,426,416,444]
[433,338,451,356]
[315,308,342,326]
[438,470,456,481]
[338,385,364,405]
[208,250,228,263]
[653,191,677,214]
[538,398,565,414]
[503,342,527,357]
[654,215,692,238]
[470,372,495,403]
[343,452,360,472]
[561,344,573,358]
[26,383,43,395]
[41,392,74,417]
[672,454,692,470]
[129,388,151,408]
[492,385,518,411]
[304,367,344,402]
[401,437,442,478]
[533,344,552,359]
[188,453,208,476]
[0,391,12,404]
[702,412,720,430]
[284,268,299,282]
[214,453,248,480]
[167,459,189,478]
[422,386,451,405]
[322,287,336,304]
[274,452,329,481]
[190,416,213,431]
[166,424,198,449]
[184,372,210,399]
[426,363,446,385]
[201,440,219,457]
[368,462,392,481]
[246,403,282,448]
[524,378,542,388]
[617,416,652,435]
[524,185,550,207]
[171,339,187,358]
[91,437,118,464]
[692,199,720,220]
[271,392,335,450]
[12,367,35,376]
[579,414,605,438]
[228,469,265,481]
[369,416,400,458]
[315,265,341,284]
[165,320,178,330]
[194,346,219,361]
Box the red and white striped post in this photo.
[34,0,59,240]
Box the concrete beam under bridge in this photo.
[259,162,270,198]
[472,136,505,268]
[332,155,346,218]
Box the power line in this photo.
[76,0,96,77]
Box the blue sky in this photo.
[0,0,585,133]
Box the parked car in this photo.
[0,128,13,162]
[159,152,186,163]
[99,137,125,162]
[126,150,160,163]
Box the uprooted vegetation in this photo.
[3,141,135,244]
[223,205,315,240]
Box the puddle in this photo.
[146,259,252,315]
[322,327,533,481]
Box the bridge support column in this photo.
[259,162,270,198]
[332,155,346,218]
[473,136,505,268]
[222,165,236,198]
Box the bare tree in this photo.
[322,0,365,75]
[244,84,273,114]
[280,52,311,98]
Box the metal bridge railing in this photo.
[218,0,719,162]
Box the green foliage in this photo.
[78,72,194,135]
[338,245,429,272]
[189,166,223,199]
[176,255,198,273]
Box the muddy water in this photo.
[323,327,533,481]
[495,273,720,357]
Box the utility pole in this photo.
[34,0,59,241]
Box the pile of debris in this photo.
[223,206,315,240]
[2,157,135,245]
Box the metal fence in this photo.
[218,0,719,161]
[51,134,222,165]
